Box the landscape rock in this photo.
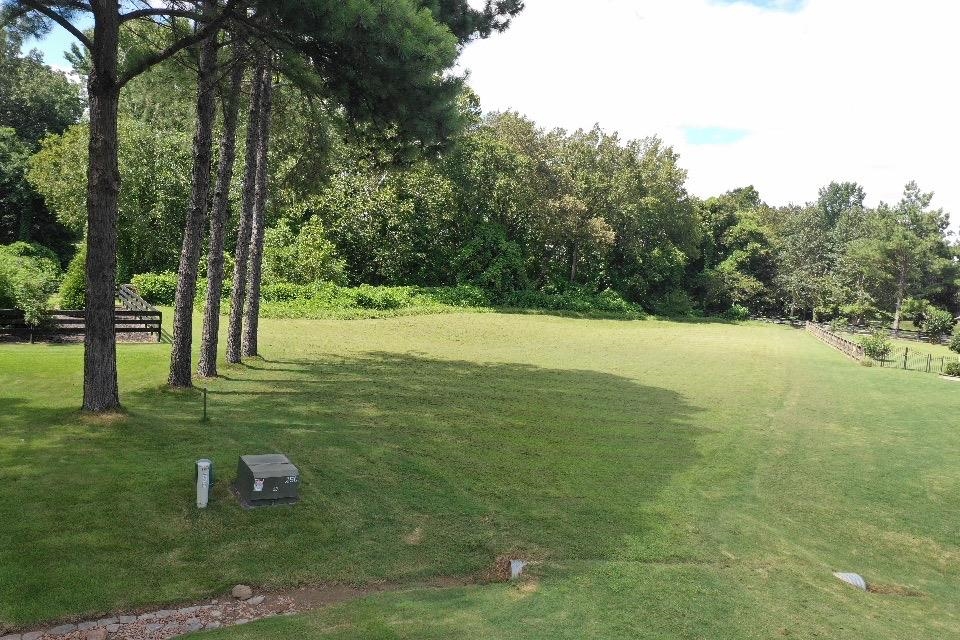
[154,609,174,619]
[180,606,199,614]
[246,595,266,606]
[144,623,162,632]
[137,613,155,621]
[205,622,222,630]
[105,624,120,633]
[0,633,22,640]
[22,633,42,640]
[235,618,249,625]
[96,618,117,627]
[48,624,77,636]
[118,616,136,624]
[83,629,107,640]
[185,619,203,632]
[232,585,253,600]
[77,622,97,631]
[209,609,223,619]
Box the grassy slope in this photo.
[1,315,958,638]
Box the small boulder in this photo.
[246,596,266,606]
[232,584,253,600]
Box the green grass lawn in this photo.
[2,314,959,638]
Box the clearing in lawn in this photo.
[1,313,958,639]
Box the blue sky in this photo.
[21,16,92,70]
[457,0,959,222]
[685,127,750,146]
[714,0,806,11]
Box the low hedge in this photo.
[128,272,646,319]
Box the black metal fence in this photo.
[805,322,959,374]
[877,346,958,374]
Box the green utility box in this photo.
[235,454,300,508]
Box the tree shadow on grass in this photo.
[0,352,706,627]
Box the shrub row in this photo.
[127,272,647,318]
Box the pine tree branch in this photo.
[116,0,237,88]
[18,0,92,50]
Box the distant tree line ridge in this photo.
[1,12,957,387]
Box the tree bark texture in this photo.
[168,24,220,388]
[82,2,121,412]
[241,63,273,358]
[226,57,265,364]
[893,263,907,337]
[197,46,245,379]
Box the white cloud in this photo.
[457,0,960,224]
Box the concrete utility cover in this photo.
[833,572,867,591]
[510,560,527,579]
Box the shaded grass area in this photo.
[2,314,960,638]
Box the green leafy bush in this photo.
[944,362,960,377]
[950,334,960,355]
[263,218,346,286]
[651,290,695,317]
[353,284,414,310]
[453,225,529,299]
[0,241,61,323]
[723,304,751,321]
[0,263,14,308]
[131,271,178,305]
[859,331,892,362]
[58,243,86,309]
[261,281,312,302]
[828,317,847,333]
[502,287,643,316]
[923,307,954,341]
[418,285,490,307]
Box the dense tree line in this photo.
[1,1,957,411]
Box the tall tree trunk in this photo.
[241,64,274,358]
[893,261,907,337]
[168,25,220,388]
[226,57,266,364]
[197,46,245,379]
[82,3,121,412]
[569,244,578,283]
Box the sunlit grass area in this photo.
[2,314,958,638]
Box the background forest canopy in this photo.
[2,21,957,324]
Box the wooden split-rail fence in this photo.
[805,322,865,361]
[0,285,161,342]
